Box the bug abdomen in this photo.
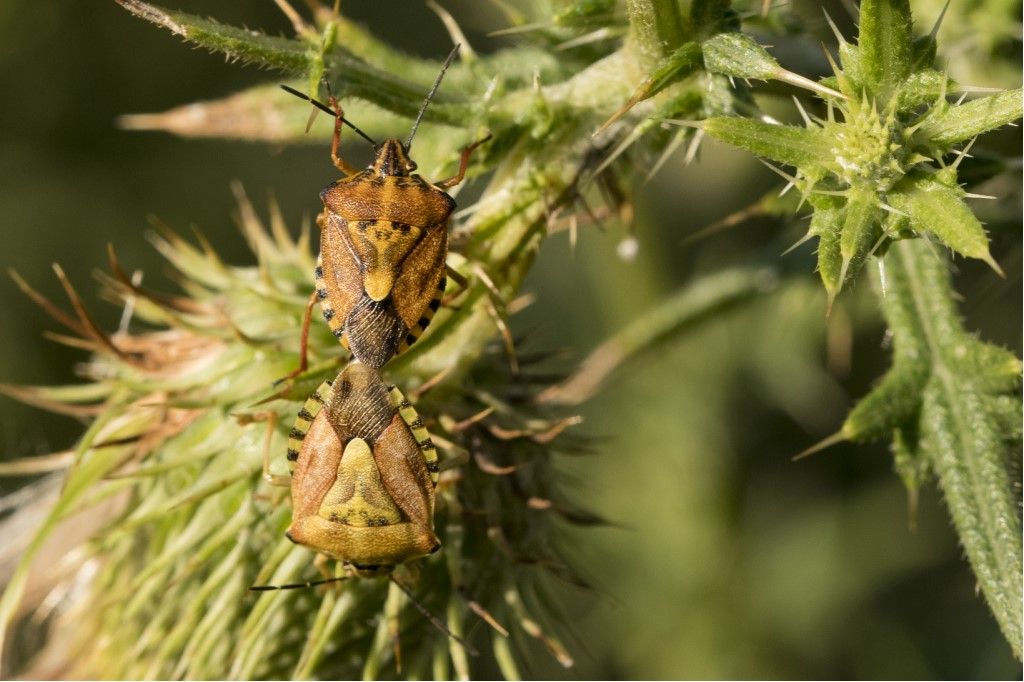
[344,296,405,368]
[387,384,439,487]
[396,275,445,356]
[320,213,448,368]
[318,248,405,368]
[287,379,333,475]
[315,255,347,341]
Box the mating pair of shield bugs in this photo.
[256,47,489,586]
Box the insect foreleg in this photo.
[326,91,360,175]
[435,133,493,189]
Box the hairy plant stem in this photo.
[877,239,1022,656]
[625,0,686,66]
[393,48,643,382]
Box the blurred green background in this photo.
[0,1,1019,678]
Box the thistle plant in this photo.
[0,0,1019,678]
[692,0,1022,656]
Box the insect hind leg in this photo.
[257,411,290,487]
[277,288,318,384]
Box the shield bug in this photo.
[281,46,490,371]
[280,361,440,575]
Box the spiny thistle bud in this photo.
[825,97,905,192]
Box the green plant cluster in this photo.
[700,3,1019,303]
[694,0,1022,655]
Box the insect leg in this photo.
[435,133,493,189]
[322,79,361,175]
[260,411,291,487]
[277,289,318,382]
[313,552,334,581]
[248,575,348,592]
[296,288,316,373]
[389,576,479,656]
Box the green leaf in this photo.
[323,58,476,126]
[553,0,617,27]
[895,69,950,111]
[908,34,937,73]
[702,32,845,100]
[702,32,777,80]
[892,424,927,502]
[843,362,926,442]
[703,117,832,168]
[858,0,913,99]
[115,0,311,72]
[118,0,486,129]
[838,185,882,287]
[919,378,1022,659]
[887,172,999,271]
[916,88,1024,147]
[987,395,1024,442]
[959,341,1024,394]
[809,205,843,298]
[837,41,863,94]
[617,41,703,114]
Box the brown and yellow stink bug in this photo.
[252,365,478,653]
[279,361,441,576]
[282,47,490,370]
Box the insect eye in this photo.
[406,161,417,172]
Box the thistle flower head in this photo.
[700,1,1020,304]
[826,97,905,192]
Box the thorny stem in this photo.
[878,239,1022,657]
[392,49,643,383]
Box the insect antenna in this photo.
[279,84,377,146]
[405,43,461,151]
[248,575,349,592]
[389,575,479,656]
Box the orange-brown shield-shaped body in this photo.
[316,138,454,368]
[286,362,439,572]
